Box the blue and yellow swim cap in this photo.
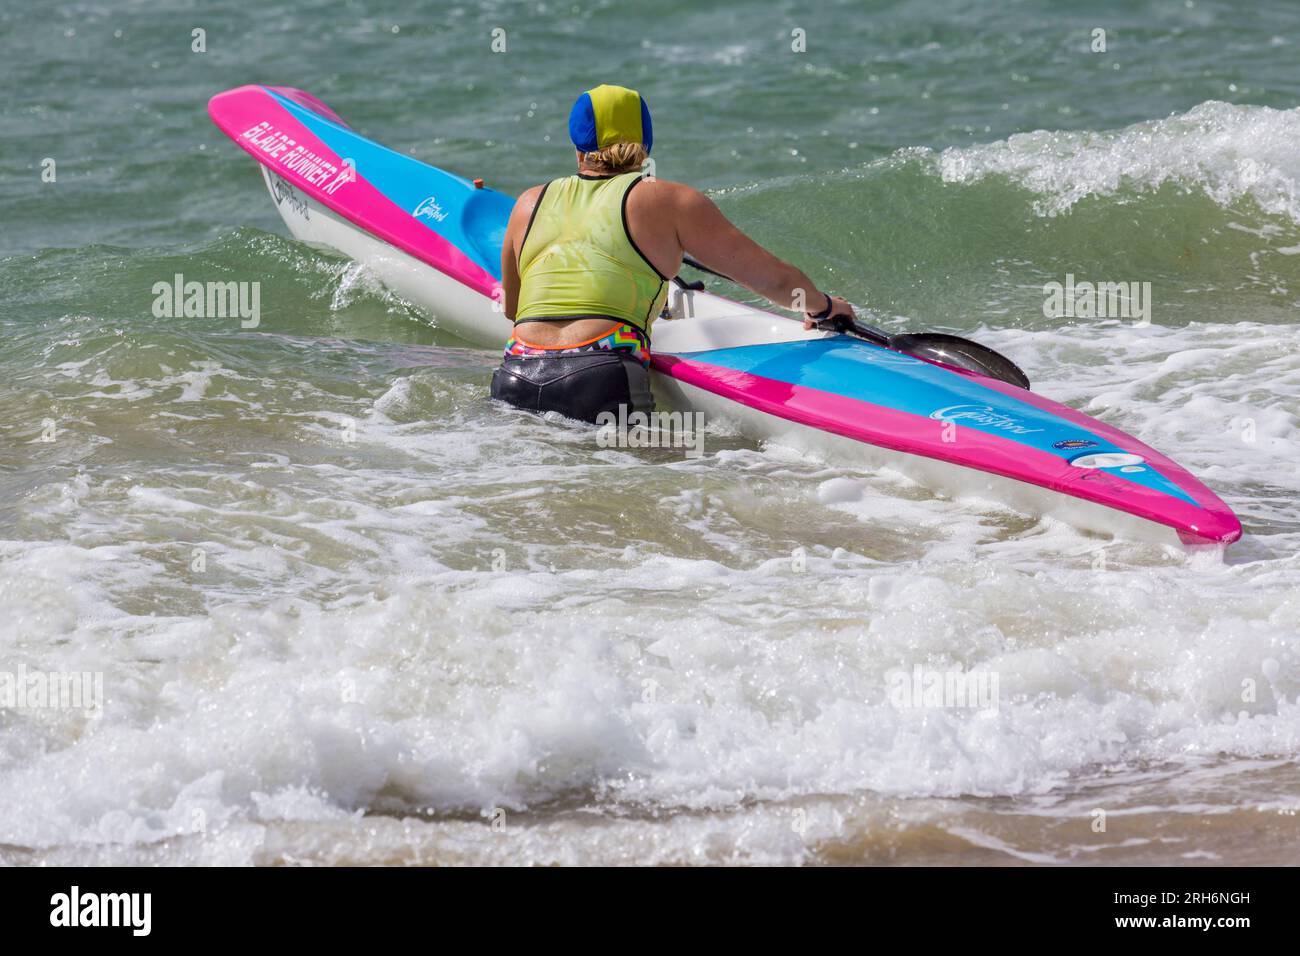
[568,84,653,154]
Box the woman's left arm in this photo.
[499,185,545,321]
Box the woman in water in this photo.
[492,83,854,423]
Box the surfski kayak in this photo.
[209,85,1242,549]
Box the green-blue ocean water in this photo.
[1,0,1298,864]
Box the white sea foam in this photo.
[2,311,1297,865]
[936,101,1300,222]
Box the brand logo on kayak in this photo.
[1053,439,1098,450]
[929,404,1042,435]
[239,121,354,194]
[595,406,706,458]
[413,195,449,222]
[270,173,310,220]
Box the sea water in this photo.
[1,0,1297,864]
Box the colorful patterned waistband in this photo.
[504,322,651,367]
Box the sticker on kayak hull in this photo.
[269,172,310,220]
[413,195,449,222]
[928,404,1042,435]
[1053,439,1099,450]
[1070,452,1145,469]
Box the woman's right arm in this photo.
[671,185,853,322]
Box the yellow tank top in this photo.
[515,171,668,336]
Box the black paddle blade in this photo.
[891,332,1032,389]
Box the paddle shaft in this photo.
[677,253,1031,389]
[679,253,890,343]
